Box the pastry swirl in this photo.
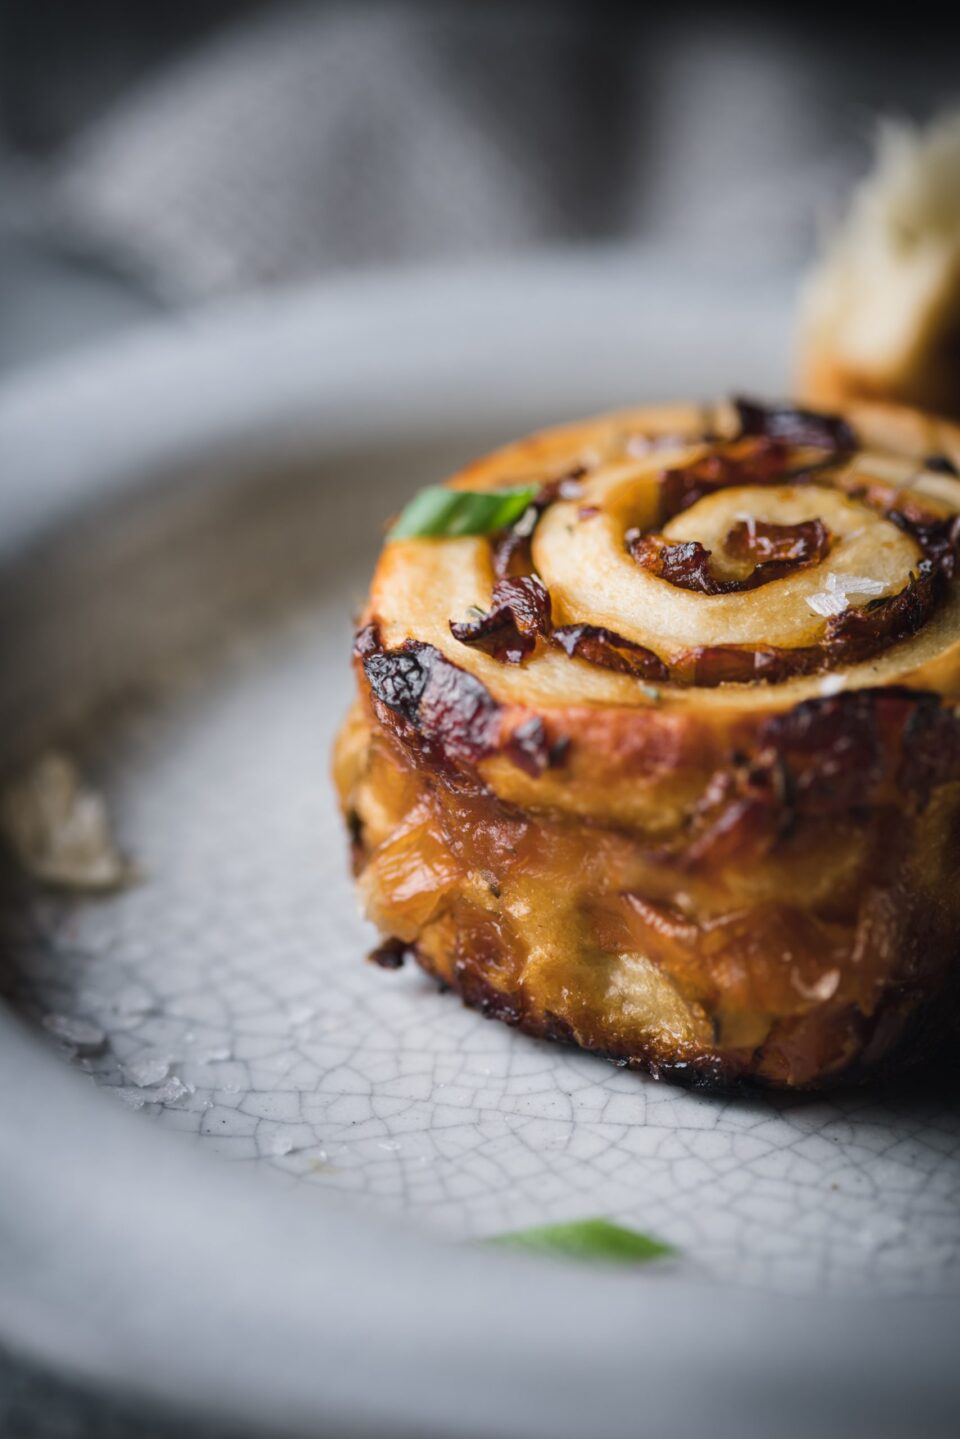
[334,398,960,1089]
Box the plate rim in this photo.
[1,252,958,1439]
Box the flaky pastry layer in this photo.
[335,399,960,1088]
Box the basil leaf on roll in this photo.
[389,484,539,539]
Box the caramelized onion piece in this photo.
[450,576,552,664]
[887,510,960,580]
[359,625,501,767]
[667,565,940,686]
[823,560,939,663]
[628,519,832,595]
[502,717,556,777]
[357,624,565,776]
[626,535,718,591]
[368,938,412,969]
[656,438,833,522]
[674,688,960,868]
[924,453,959,476]
[781,686,960,804]
[734,397,857,452]
[552,624,669,681]
[490,526,533,582]
[670,644,822,687]
[725,517,832,566]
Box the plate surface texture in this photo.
[1,255,958,1439]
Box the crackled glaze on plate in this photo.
[2,440,958,1303]
[3,258,960,1439]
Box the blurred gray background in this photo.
[1,0,958,380]
[0,2,957,1433]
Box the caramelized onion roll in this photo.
[334,398,960,1089]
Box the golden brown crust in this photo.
[334,398,960,1090]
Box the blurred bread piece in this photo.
[798,112,960,419]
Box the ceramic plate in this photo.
[0,253,958,1438]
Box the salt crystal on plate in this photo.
[157,1076,195,1105]
[115,1087,149,1110]
[123,1055,171,1088]
[116,1075,194,1108]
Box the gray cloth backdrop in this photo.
[15,2,956,305]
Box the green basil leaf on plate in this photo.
[388,485,540,540]
[485,1217,675,1265]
